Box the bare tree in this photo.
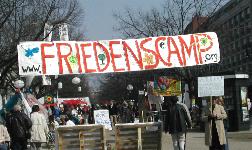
[0,0,84,94]
[114,0,228,98]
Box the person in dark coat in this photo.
[6,105,32,150]
[164,96,192,150]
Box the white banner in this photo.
[18,32,220,75]
[198,76,224,97]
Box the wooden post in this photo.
[58,131,63,150]
[101,127,106,150]
[138,90,145,122]
[115,126,120,150]
[79,132,84,150]
[137,127,142,150]
[159,123,163,150]
[210,96,213,114]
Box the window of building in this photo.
[233,28,238,37]
[240,26,244,36]
[239,12,243,22]
[233,56,236,63]
[247,36,252,44]
[236,67,241,72]
[245,7,250,16]
[244,51,248,58]
[245,64,249,73]
[248,64,252,72]
[242,38,247,45]
[240,39,244,47]
[241,10,245,19]
[234,15,238,25]
[242,65,246,72]
[229,18,234,28]
[245,23,250,33]
[232,42,235,51]
[235,41,239,49]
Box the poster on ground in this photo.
[94,109,112,130]
[198,76,224,97]
[17,32,220,75]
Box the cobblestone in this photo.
[162,129,252,150]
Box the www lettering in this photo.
[21,65,40,73]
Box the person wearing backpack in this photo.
[6,105,32,150]
[164,96,192,150]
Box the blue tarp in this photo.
[0,93,20,122]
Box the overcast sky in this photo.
[80,0,165,41]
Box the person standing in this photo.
[30,105,49,150]
[6,105,32,150]
[202,96,227,150]
[47,115,59,146]
[65,115,75,126]
[164,96,192,150]
[0,121,10,150]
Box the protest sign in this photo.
[147,77,181,96]
[18,32,220,75]
[198,76,224,97]
[57,97,91,106]
[94,109,112,130]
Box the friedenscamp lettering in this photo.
[17,32,220,75]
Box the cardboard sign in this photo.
[198,76,224,97]
[18,32,220,75]
[94,109,112,130]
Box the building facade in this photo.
[185,0,252,131]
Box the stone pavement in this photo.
[162,129,252,150]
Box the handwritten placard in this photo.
[17,32,220,75]
[94,109,112,130]
[198,76,224,97]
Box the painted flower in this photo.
[200,37,208,46]
[68,55,78,64]
[143,53,154,65]
[45,96,54,104]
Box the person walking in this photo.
[30,105,49,150]
[164,96,192,150]
[0,121,10,150]
[6,105,32,150]
[202,96,227,150]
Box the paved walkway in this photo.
[162,129,252,150]
[41,126,252,149]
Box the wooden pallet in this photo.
[56,124,106,150]
[115,122,162,150]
